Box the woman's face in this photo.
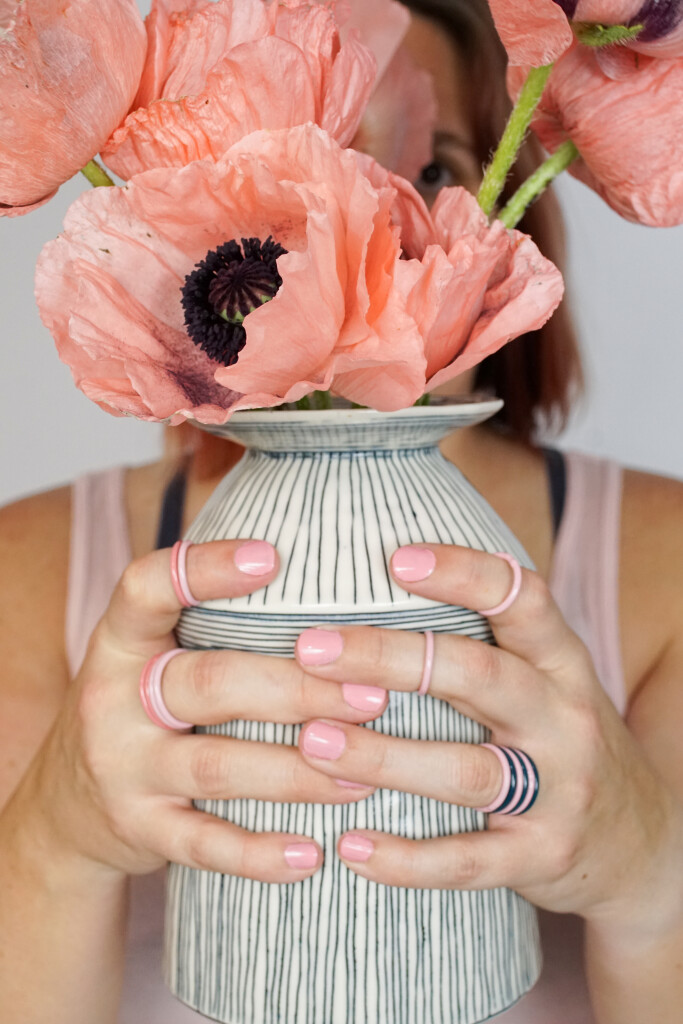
[402,12,482,200]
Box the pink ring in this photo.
[476,743,512,813]
[479,553,522,617]
[417,630,434,696]
[170,540,199,608]
[139,649,192,731]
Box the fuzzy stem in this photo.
[414,393,431,407]
[295,395,312,411]
[80,159,115,188]
[477,64,554,218]
[311,390,333,411]
[498,141,579,229]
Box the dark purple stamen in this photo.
[629,0,683,41]
[181,236,287,367]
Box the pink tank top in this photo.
[66,452,625,1024]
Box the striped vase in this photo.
[164,399,541,1024]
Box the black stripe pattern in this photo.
[164,404,541,1023]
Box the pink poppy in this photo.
[35,125,432,423]
[332,158,565,406]
[36,126,563,421]
[0,0,146,216]
[508,47,683,226]
[101,0,377,180]
[488,0,683,67]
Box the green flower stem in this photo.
[80,159,115,188]
[477,64,554,218]
[295,396,312,411]
[413,393,431,407]
[498,140,579,229]
[311,390,332,411]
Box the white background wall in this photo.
[1,0,682,509]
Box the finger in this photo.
[390,544,586,677]
[160,648,388,727]
[294,626,547,731]
[299,720,533,809]
[150,804,323,882]
[150,735,375,803]
[101,539,280,654]
[335,829,531,891]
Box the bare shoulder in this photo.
[620,467,683,701]
[0,486,72,805]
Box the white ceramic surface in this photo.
[164,400,541,1024]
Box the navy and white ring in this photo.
[476,743,539,815]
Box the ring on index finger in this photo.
[140,648,192,732]
[478,553,522,617]
[170,540,200,608]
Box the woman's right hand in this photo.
[17,540,384,884]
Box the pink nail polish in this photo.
[339,833,374,862]
[335,778,369,790]
[301,722,346,760]
[234,540,276,576]
[284,842,319,870]
[342,683,387,713]
[391,546,436,583]
[296,628,343,666]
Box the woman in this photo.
[0,1,681,1022]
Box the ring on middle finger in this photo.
[476,743,539,815]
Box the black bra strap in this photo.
[155,468,188,550]
[541,446,567,539]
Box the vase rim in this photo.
[223,393,503,425]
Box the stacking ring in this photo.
[479,553,522,617]
[139,649,192,731]
[170,540,200,608]
[417,630,435,696]
[476,743,539,815]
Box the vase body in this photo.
[164,401,541,1024]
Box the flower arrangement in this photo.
[2,0,682,423]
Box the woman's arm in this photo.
[0,490,129,1022]
[0,490,382,1024]
[292,520,683,1024]
[583,472,683,1023]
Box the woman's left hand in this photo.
[294,543,682,929]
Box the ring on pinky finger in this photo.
[476,744,539,815]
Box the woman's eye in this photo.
[415,160,455,193]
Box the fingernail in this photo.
[284,842,319,870]
[342,683,387,713]
[234,540,276,576]
[301,721,346,760]
[335,778,369,790]
[296,628,343,666]
[339,833,374,862]
[391,546,436,583]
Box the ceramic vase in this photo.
[164,399,541,1024]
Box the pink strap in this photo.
[479,552,522,617]
[139,649,192,731]
[476,743,512,813]
[170,540,199,608]
[418,630,434,696]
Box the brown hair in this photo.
[405,0,584,441]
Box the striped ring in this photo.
[476,743,539,815]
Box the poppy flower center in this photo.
[181,236,287,366]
